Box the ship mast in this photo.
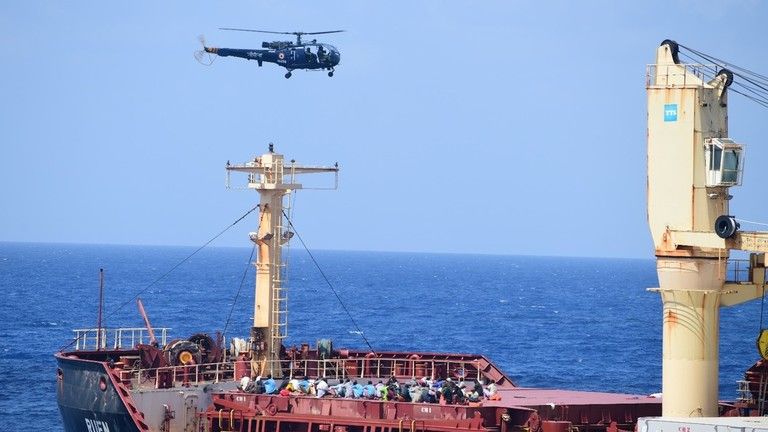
[226,144,338,378]
[647,41,768,417]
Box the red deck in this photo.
[200,386,662,432]
[492,387,660,406]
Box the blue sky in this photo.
[1,1,767,258]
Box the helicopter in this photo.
[195,28,343,79]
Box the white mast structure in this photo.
[227,144,338,377]
[647,41,768,417]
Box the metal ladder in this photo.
[270,173,291,357]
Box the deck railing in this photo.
[726,258,768,284]
[646,63,711,87]
[727,259,753,283]
[120,356,487,390]
[72,327,171,351]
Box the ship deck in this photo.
[59,328,662,432]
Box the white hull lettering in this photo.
[85,418,111,432]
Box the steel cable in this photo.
[281,209,376,354]
[677,45,768,108]
[58,204,260,352]
[222,209,267,338]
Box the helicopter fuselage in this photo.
[204,43,340,74]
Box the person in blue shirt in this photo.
[263,374,276,394]
[352,380,363,398]
[363,381,376,399]
[298,376,311,394]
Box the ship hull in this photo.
[56,354,141,432]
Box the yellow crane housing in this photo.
[647,40,768,417]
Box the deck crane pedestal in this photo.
[647,40,768,417]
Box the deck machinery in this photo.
[646,40,768,417]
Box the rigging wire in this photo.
[222,207,266,338]
[222,244,256,339]
[678,51,768,106]
[726,87,768,109]
[736,218,768,228]
[674,43,768,337]
[678,43,768,84]
[676,45,768,108]
[107,204,261,319]
[58,204,260,352]
[281,209,377,354]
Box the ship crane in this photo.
[226,144,338,378]
[647,40,768,417]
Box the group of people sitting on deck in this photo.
[238,375,500,405]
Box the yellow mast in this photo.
[226,144,338,377]
[647,40,767,417]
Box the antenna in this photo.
[96,269,104,351]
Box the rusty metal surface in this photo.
[199,386,662,432]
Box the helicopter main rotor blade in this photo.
[219,28,295,35]
[219,28,345,36]
[303,30,345,35]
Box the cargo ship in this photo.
[55,40,768,432]
[54,143,664,432]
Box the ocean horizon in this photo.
[0,241,761,430]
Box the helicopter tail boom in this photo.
[205,47,273,63]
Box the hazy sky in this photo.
[2,1,767,258]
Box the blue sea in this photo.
[0,242,762,430]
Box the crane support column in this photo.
[655,258,723,417]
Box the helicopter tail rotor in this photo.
[194,34,216,66]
